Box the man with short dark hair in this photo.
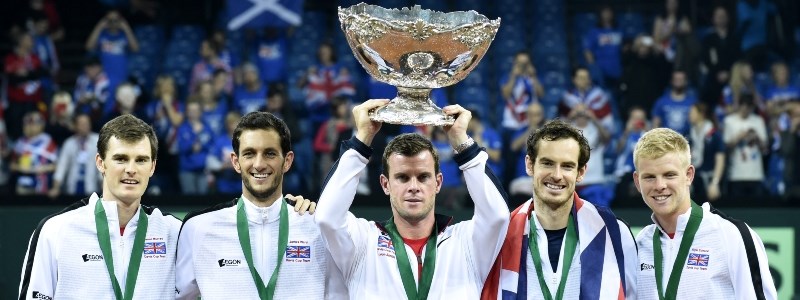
[19,114,182,299]
[176,111,345,299]
[316,100,510,299]
[483,119,638,299]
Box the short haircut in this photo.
[526,119,591,169]
[232,111,292,155]
[382,133,440,177]
[633,127,691,169]
[97,114,158,160]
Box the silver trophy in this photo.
[338,3,500,126]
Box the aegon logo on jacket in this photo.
[218,258,241,267]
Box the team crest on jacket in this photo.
[377,234,395,258]
[686,248,710,270]
[285,240,311,262]
[143,237,167,258]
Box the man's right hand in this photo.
[353,99,389,146]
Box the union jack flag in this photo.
[143,242,167,254]
[377,235,394,250]
[686,253,709,267]
[285,246,311,258]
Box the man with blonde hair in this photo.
[632,127,777,299]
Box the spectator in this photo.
[99,83,140,127]
[142,75,183,195]
[652,0,690,62]
[620,34,671,117]
[10,111,58,195]
[569,103,612,207]
[764,61,800,131]
[719,60,763,120]
[176,98,213,195]
[701,6,741,108]
[724,93,768,199]
[431,126,465,209]
[207,111,241,195]
[189,38,232,94]
[211,68,232,108]
[196,80,229,135]
[211,29,240,71]
[313,96,353,183]
[467,111,503,180]
[30,12,58,91]
[779,103,800,198]
[300,42,356,132]
[688,102,725,203]
[144,74,183,150]
[262,84,301,144]
[499,52,545,132]
[45,91,74,145]
[9,0,65,42]
[614,106,649,202]
[4,32,47,140]
[737,0,777,71]
[73,56,110,119]
[559,66,615,133]
[233,63,268,114]
[48,113,99,198]
[672,15,701,85]
[85,10,139,93]
[251,27,288,85]
[508,102,545,200]
[583,5,623,89]
[652,70,698,135]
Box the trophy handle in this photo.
[368,87,455,126]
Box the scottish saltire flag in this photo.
[227,0,304,30]
[482,193,630,299]
[143,242,167,254]
[285,246,312,258]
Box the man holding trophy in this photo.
[316,5,510,298]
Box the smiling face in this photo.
[527,138,586,209]
[381,151,442,223]
[633,152,694,224]
[96,136,156,204]
[232,129,293,202]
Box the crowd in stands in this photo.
[2,0,800,207]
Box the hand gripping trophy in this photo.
[339,3,500,126]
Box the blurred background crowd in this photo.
[2,0,800,209]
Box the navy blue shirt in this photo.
[544,227,567,272]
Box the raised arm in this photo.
[315,99,388,277]
[443,105,511,281]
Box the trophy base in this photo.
[369,87,454,126]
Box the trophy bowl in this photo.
[338,3,500,126]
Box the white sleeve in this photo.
[175,220,201,300]
[315,138,372,280]
[458,145,511,282]
[728,224,778,300]
[18,222,58,300]
[618,219,639,300]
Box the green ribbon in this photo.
[236,197,289,300]
[94,199,148,300]
[654,201,703,300]
[383,217,437,300]
[529,212,578,300]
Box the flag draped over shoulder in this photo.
[481,193,628,300]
